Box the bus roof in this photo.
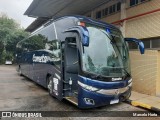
[34,15,120,34]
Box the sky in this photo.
[0,0,35,29]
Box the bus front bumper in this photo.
[78,86,131,109]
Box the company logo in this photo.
[32,54,52,63]
[112,78,122,81]
[115,89,119,95]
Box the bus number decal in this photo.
[53,78,59,96]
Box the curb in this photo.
[125,100,160,115]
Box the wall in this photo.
[88,0,160,39]
[85,0,160,96]
[125,0,160,39]
[157,51,160,96]
[130,50,160,96]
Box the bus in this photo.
[16,16,144,108]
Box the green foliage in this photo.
[1,51,13,63]
[0,15,29,64]
[21,35,46,51]
[17,34,47,53]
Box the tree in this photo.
[0,15,29,64]
[17,34,47,53]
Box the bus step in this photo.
[63,89,71,91]
[68,43,77,46]
[65,97,78,106]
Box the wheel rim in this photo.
[48,77,52,93]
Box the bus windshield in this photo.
[82,24,131,78]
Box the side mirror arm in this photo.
[64,26,89,47]
[124,38,145,54]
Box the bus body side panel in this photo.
[32,50,61,88]
[17,20,63,100]
[20,52,33,79]
[32,51,48,86]
[18,50,62,89]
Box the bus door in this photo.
[62,36,79,105]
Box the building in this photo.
[25,0,160,96]
[85,0,160,96]
[85,0,160,49]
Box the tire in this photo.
[47,76,53,95]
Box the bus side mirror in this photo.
[82,34,89,47]
[82,27,89,47]
[125,38,145,54]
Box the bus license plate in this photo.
[110,99,119,104]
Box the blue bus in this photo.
[16,16,144,108]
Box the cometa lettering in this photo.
[32,54,52,63]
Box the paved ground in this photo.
[0,65,159,120]
[130,91,160,109]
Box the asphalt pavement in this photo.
[0,65,159,120]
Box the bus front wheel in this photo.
[47,76,53,95]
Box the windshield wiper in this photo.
[121,68,130,77]
[100,29,112,41]
[91,73,103,79]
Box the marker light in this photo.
[78,81,99,91]
[78,22,86,27]
[106,28,111,33]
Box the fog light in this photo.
[84,98,95,105]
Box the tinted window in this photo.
[46,40,61,68]
[109,6,113,14]
[105,8,108,15]
[152,39,160,48]
[130,0,138,6]
[129,42,138,49]
[143,40,150,49]
[17,24,56,52]
[113,4,116,13]
[17,34,47,52]
[38,24,56,41]
[117,2,121,11]
[102,9,105,16]
[128,38,160,50]
[96,11,102,19]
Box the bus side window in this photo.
[46,40,61,68]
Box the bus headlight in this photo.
[128,82,132,87]
[128,79,132,84]
[78,81,99,91]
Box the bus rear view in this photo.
[16,16,145,108]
